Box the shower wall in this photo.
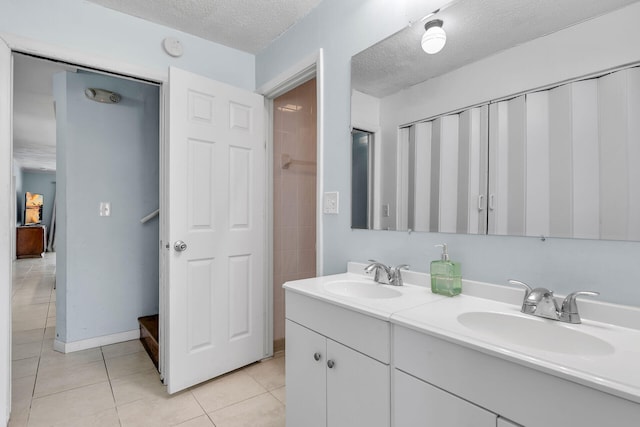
[273,78,317,344]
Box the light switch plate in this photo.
[323,191,339,214]
[99,202,111,217]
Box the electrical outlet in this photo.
[323,191,339,214]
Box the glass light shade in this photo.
[421,25,447,54]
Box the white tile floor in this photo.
[10,254,286,427]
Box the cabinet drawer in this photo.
[393,325,640,427]
[394,369,495,427]
[286,291,390,363]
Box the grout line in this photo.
[101,343,124,426]
[10,254,56,427]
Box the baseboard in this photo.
[53,329,140,353]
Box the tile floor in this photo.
[10,253,286,427]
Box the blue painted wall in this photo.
[1,0,255,90]
[2,0,258,345]
[21,171,56,231]
[53,70,159,343]
[256,0,640,307]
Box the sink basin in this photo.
[324,280,402,299]
[457,311,615,356]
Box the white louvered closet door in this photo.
[413,121,432,232]
[598,68,640,241]
[406,106,488,234]
[488,96,526,236]
[489,67,640,239]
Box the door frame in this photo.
[256,49,325,353]
[0,32,170,419]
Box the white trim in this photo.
[256,50,320,97]
[0,37,13,426]
[0,33,167,84]
[316,49,325,276]
[351,122,382,230]
[260,49,325,278]
[263,97,274,358]
[158,82,169,381]
[1,33,168,404]
[53,329,140,353]
[259,49,324,358]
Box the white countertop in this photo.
[283,271,446,321]
[283,263,640,404]
[392,294,640,404]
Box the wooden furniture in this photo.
[139,314,159,369]
[16,226,46,259]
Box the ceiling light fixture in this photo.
[421,19,446,54]
[85,88,121,104]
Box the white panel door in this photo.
[0,39,12,426]
[166,67,265,393]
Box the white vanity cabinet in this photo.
[393,324,640,427]
[285,291,391,427]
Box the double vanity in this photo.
[284,263,640,427]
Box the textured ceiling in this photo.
[16,0,640,171]
[352,0,640,98]
[87,0,323,54]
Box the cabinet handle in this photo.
[327,360,335,369]
[313,352,321,361]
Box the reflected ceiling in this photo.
[352,0,640,98]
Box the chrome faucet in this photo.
[365,260,391,284]
[390,264,409,286]
[508,280,599,324]
[365,260,409,286]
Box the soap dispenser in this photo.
[430,244,462,296]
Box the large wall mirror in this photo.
[350,0,640,241]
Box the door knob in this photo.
[313,352,321,361]
[174,240,187,252]
[327,360,335,369]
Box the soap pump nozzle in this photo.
[435,244,450,261]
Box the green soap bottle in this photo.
[430,244,462,296]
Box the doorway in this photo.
[272,78,317,352]
[11,52,160,355]
[3,40,273,417]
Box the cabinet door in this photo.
[286,320,326,427]
[394,370,495,427]
[326,339,390,427]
